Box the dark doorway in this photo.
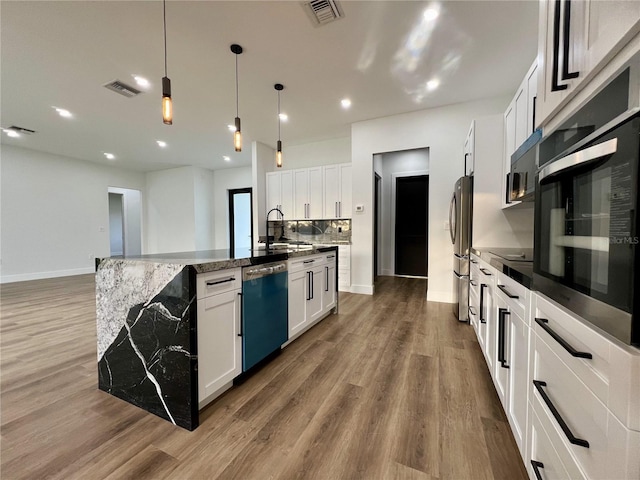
[229,188,253,255]
[395,175,428,276]
[374,173,381,280]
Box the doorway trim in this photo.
[229,187,253,253]
[390,170,429,278]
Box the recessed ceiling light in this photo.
[423,8,439,21]
[223,156,231,162]
[133,75,150,88]
[4,129,20,138]
[341,98,351,109]
[104,152,115,160]
[53,107,72,118]
[279,113,288,121]
[156,140,167,148]
[227,124,236,132]
[427,79,440,91]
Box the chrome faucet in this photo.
[265,208,284,252]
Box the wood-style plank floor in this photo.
[1,274,527,480]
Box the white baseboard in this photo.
[350,284,374,295]
[0,267,94,284]
[427,290,454,303]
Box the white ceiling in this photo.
[1,1,538,172]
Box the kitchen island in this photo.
[95,246,338,430]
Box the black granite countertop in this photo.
[470,247,534,289]
[100,245,338,274]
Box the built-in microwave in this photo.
[534,67,640,347]
[509,129,542,202]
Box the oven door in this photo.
[534,113,639,345]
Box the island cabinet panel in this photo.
[196,268,242,408]
[96,260,199,431]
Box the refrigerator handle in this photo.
[449,193,457,245]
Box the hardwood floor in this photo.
[1,275,527,480]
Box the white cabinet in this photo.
[502,60,537,209]
[464,123,475,176]
[323,163,352,219]
[337,244,351,291]
[196,269,242,408]
[536,0,640,128]
[288,269,307,338]
[506,304,529,460]
[322,253,337,311]
[266,170,293,219]
[294,167,323,220]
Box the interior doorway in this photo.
[374,173,381,280]
[229,188,253,255]
[394,175,429,276]
[107,187,142,257]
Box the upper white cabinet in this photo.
[266,170,293,220]
[323,163,352,219]
[464,123,475,176]
[293,167,323,220]
[536,0,640,128]
[502,59,537,209]
[268,163,352,221]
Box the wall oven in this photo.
[534,103,640,347]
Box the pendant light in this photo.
[275,83,284,168]
[231,44,243,152]
[161,0,172,125]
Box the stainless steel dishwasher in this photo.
[241,261,288,371]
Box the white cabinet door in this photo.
[502,100,516,208]
[280,170,294,220]
[307,266,324,322]
[322,257,336,312]
[323,165,340,218]
[307,167,323,219]
[288,269,307,338]
[526,63,538,136]
[197,289,241,404]
[514,84,528,149]
[294,169,309,219]
[507,307,529,460]
[266,172,281,215]
[338,164,352,218]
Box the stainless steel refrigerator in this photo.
[449,176,472,321]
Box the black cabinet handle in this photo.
[237,292,243,337]
[470,259,478,264]
[325,266,329,292]
[310,271,314,300]
[480,284,487,324]
[206,277,235,286]
[551,0,568,91]
[531,460,544,480]
[470,280,478,287]
[303,259,315,264]
[306,272,312,301]
[479,268,492,276]
[505,173,511,205]
[469,306,478,317]
[498,308,510,368]
[497,284,519,299]
[533,380,589,448]
[562,0,579,81]
[535,318,593,359]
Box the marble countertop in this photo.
[470,247,534,289]
[99,245,338,274]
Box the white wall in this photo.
[0,145,145,282]
[374,149,429,276]
[281,137,351,170]
[212,166,252,249]
[193,167,215,251]
[252,141,276,242]
[351,95,510,300]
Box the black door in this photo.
[395,175,428,276]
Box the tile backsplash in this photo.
[267,219,351,244]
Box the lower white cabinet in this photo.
[322,253,337,311]
[506,304,529,460]
[288,269,307,338]
[196,277,242,408]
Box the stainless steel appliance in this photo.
[534,95,640,346]
[241,261,288,371]
[509,129,542,203]
[450,176,473,321]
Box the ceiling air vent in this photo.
[103,79,142,98]
[302,0,343,26]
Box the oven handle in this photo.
[539,138,617,182]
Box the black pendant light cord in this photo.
[163,0,168,77]
[277,90,281,141]
[235,54,239,117]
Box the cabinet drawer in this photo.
[496,272,529,323]
[533,292,640,430]
[197,268,242,299]
[531,332,610,479]
[530,400,586,480]
[288,254,323,273]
